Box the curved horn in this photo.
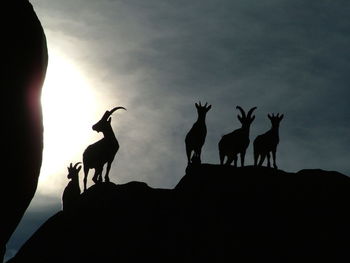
[247,107,257,118]
[109,106,127,114]
[73,162,82,169]
[236,106,246,118]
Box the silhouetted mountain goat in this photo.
[185,102,212,165]
[83,107,126,192]
[62,162,81,211]
[218,106,257,166]
[254,113,284,169]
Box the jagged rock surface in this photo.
[8,165,350,262]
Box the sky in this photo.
[6,0,350,259]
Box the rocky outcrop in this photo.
[1,1,47,260]
[8,165,350,262]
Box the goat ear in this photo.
[206,105,212,111]
[108,117,112,123]
[195,103,199,109]
[279,114,284,121]
[268,114,272,120]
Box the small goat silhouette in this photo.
[185,102,212,165]
[218,106,257,167]
[82,107,126,192]
[62,162,81,211]
[253,113,284,169]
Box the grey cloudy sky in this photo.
[6,0,350,259]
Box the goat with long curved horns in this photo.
[253,113,284,169]
[82,106,126,192]
[218,106,257,166]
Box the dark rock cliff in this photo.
[8,165,350,262]
[1,1,47,260]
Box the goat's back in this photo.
[219,129,250,154]
[253,131,279,152]
[83,139,119,168]
[62,181,81,211]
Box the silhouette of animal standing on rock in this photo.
[254,113,284,169]
[62,162,82,211]
[218,106,257,167]
[185,102,212,165]
[83,107,126,192]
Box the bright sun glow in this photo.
[39,51,98,195]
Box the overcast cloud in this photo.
[6,0,350,259]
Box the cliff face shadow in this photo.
[1,1,48,261]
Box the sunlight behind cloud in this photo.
[39,51,98,195]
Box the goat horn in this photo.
[109,106,127,115]
[236,106,246,118]
[247,107,257,118]
[73,162,82,169]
